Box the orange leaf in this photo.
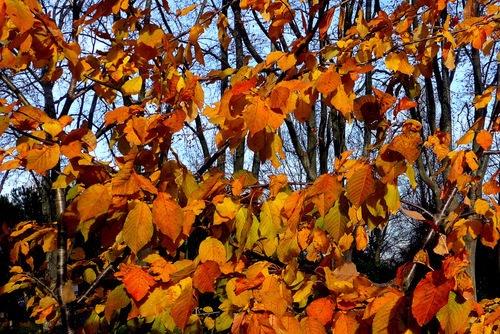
[123,200,153,254]
[243,96,269,136]
[294,98,312,123]
[355,227,368,251]
[473,86,495,109]
[372,295,405,333]
[112,165,158,196]
[24,144,60,174]
[120,264,156,301]
[480,223,499,248]
[307,174,341,217]
[425,130,450,161]
[394,97,418,117]
[299,316,327,334]
[412,271,455,326]
[457,130,475,145]
[77,184,112,222]
[199,237,226,265]
[150,258,177,282]
[5,0,35,33]
[476,129,492,150]
[193,261,221,293]
[105,106,132,126]
[171,286,197,331]
[306,298,334,326]
[277,54,297,72]
[316,69,341,95]
[153,192,184,241]
[373,87,396,114]
[234,272,265,295]
[334,313,359,334]
[177,4,199,16]
[231,77,257,95]
[269,174,288,197]
[346,164,375,207]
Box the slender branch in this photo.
[195,140,230,178]
[76,265,115,305]
[8,126,56,145]
[9,266,58,300]
[0,72,30,105]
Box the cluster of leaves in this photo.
[0,0,500,333]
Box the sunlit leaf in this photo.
[77,184,112,222]
[153,192,183,241]
[346,164,375,207]
[199,237,226,265]
[123,200,153,254]
[171,285,197,331]
[476,129,492,150]
[24,144,60,174]
[122,76,143,96]
[412,271,455,326]
[5,0,35,33]
[306,298,334,326]
[193,261,221,293]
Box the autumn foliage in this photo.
[1,0,500,333]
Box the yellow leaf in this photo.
[456,130,475,145]
[473,86,495,109]
[474,199,490,215]
[199,237,226,265]
[42,119,63,137]
[465,151,479,171]
[123,200,153,254]
[177,4,199,16]
[24,144,60,174]
[355,9,369,38]
[122,76,143,96]
[84,268,96,284]
[277,54,296,71]
[138,24,166,48]
[189,24,204,44]
[324,200,348,242]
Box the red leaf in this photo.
[118,264,156,302]
[193,261,221,293]
[412,271,455,326]
[319,7,335,39]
